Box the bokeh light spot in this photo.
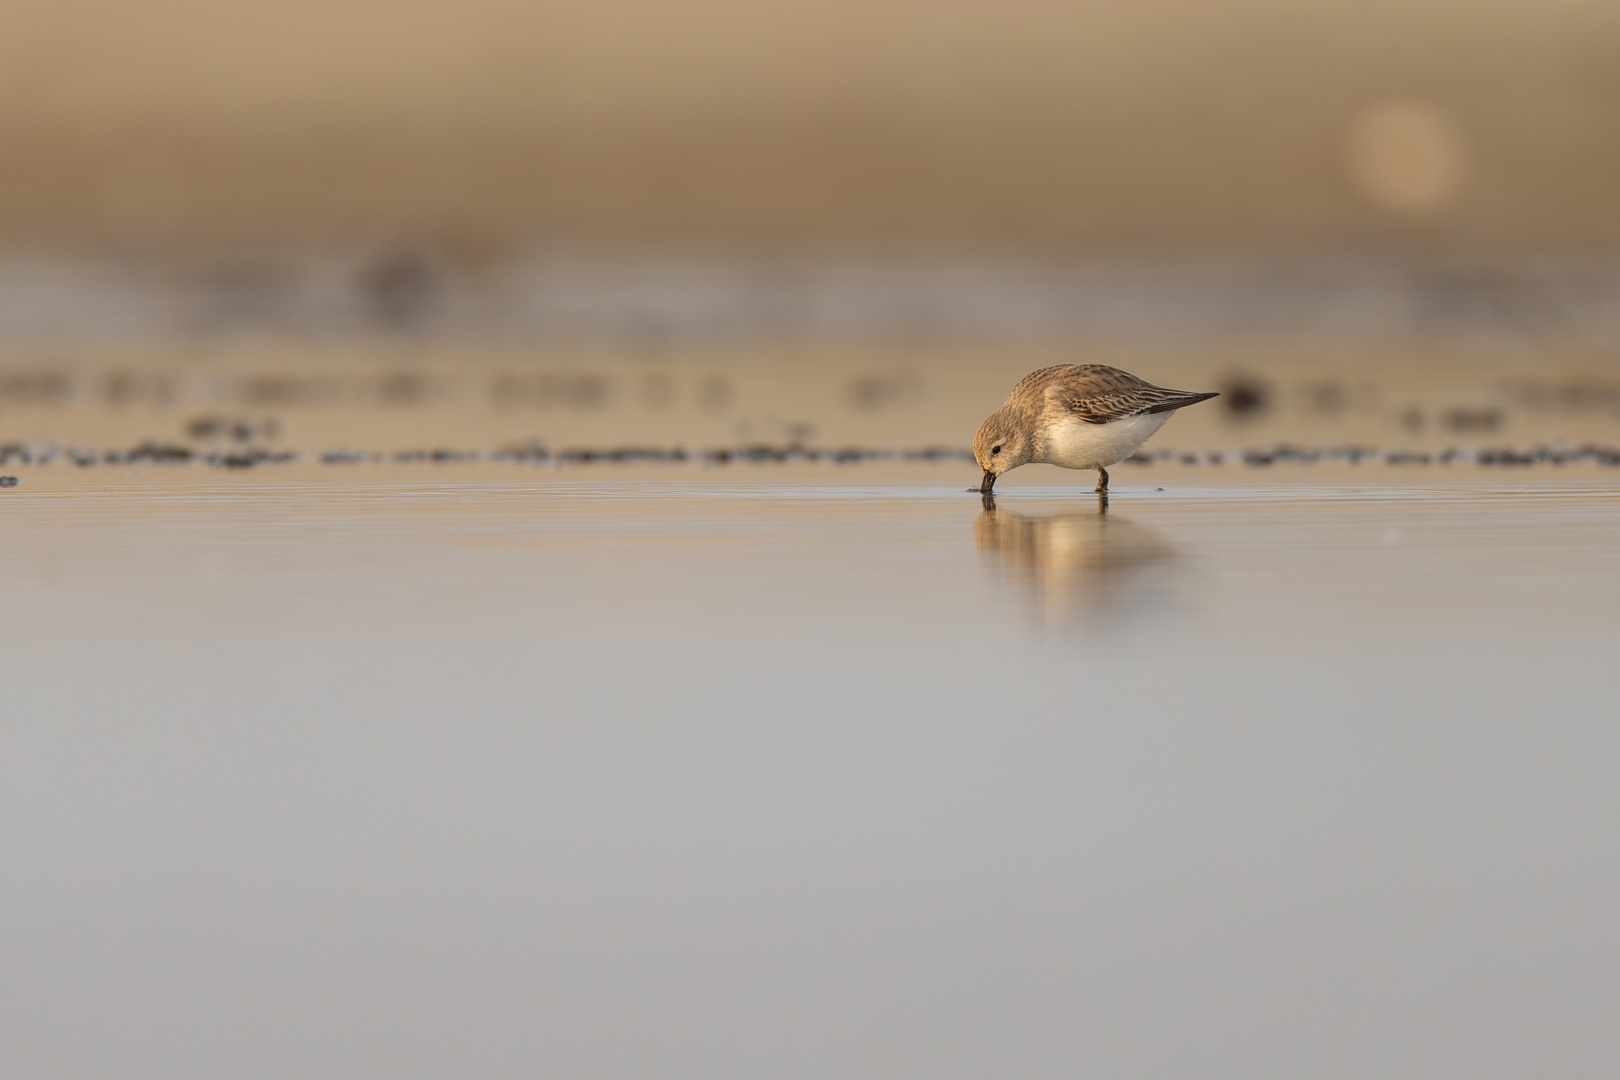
[1344,101,1470,213]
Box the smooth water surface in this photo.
[2,464,1618,1079]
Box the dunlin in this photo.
[973,365,1218,494]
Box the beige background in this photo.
[2,0,1619,248]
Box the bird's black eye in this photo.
[991,445,1002,455]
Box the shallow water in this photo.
[3,462,1618,1078]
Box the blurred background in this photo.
[2,0,1620,455]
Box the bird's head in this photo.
[973,408,1031,491]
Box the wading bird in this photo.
[973,365,1218,495]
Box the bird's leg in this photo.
[1094,466,1109,494]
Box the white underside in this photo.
[1036,411,1173,470]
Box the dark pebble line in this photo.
[1130,444,1620,467]
[2,442,1619,470]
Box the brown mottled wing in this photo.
[1038,364,1218,424]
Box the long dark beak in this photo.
[979,469,996,494]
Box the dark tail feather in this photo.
[1145,391,1219,415]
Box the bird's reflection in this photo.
[975,492,1176,628]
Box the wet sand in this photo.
[4,462,1619,642]
[3,461,1618,1077]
